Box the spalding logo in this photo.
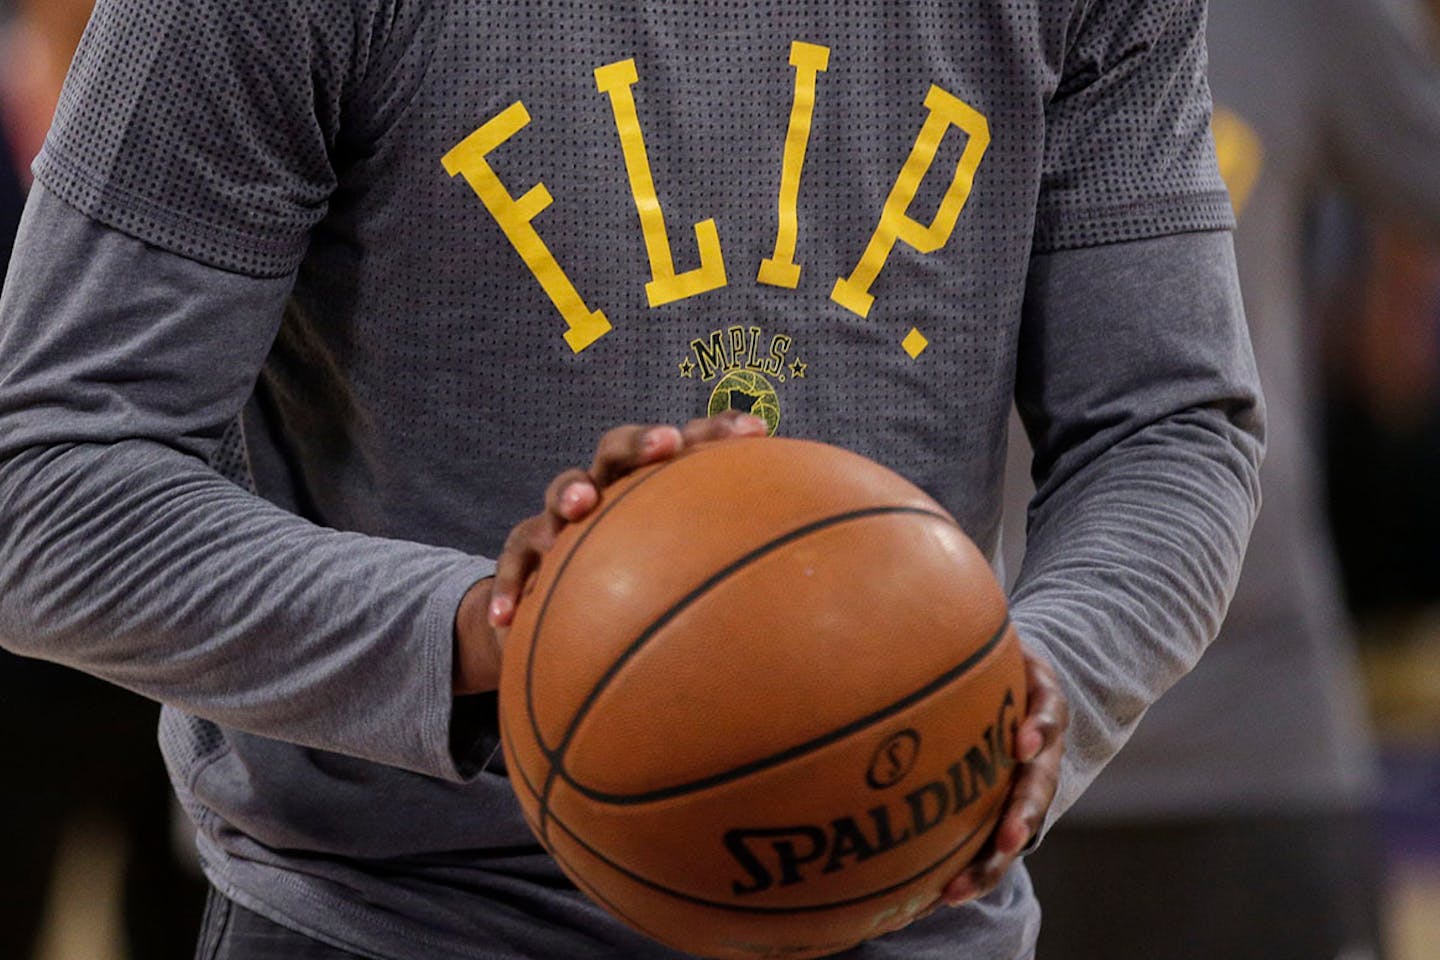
[866,730,921,790]
[723,689,1018,896]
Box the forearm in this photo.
[1010,411,1259,818]
[0,438,492,778]
[1010,231,1264,823]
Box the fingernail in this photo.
[641,429,664,452]
[742,415,767,432]
[943,880,972,906]
[488,594,514,626]
[561,484,586,513]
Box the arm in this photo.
[0,0,515,778]
[1009,0,1264,827]
[0,186,494,778]
[1011,230,1263,822]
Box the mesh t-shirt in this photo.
[0,1,1260,957]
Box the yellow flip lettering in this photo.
[595,58,728,307]
[442,102,611,353]
[831,86,990,318]
[758,41,830,289]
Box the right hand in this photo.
[452,411,770,695]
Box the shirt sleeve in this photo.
[1011,0,1264,829]
[1320,0,1440,229]
[1011,229,1263,828]
[1034,0,1235,252]
[0,193,493,777]
[31,0,389,277]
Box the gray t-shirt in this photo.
[0,1,1261,958]
[1006,0,1440,821]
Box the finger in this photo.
[987,656,1067,858]
[949,768,1055,901]
[941,848,998,906]
[943,658,1067,906]
[1016,652,1069,762]
[942,738,1063,905]
[489,515,559,626]
[544,468,599,523]
[942,781,1030,906]
[679,409,769,445]
[590,424,683,488]
[995,745,1061,857]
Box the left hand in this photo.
[941,645,1068,905]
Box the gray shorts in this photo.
[193,891,367,960]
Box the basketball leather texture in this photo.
[499,437,1026,959]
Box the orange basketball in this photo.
[498,437,1026,959]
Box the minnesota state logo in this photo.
[708,369,781,432]
[678,324,808,436]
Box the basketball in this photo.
[497,437,1027,959]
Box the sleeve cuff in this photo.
[420,555,498,783]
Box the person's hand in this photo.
[452,411,770,695]
[941,646,1067,904]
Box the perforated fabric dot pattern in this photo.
[210,418,257,494]
[1033,0,1235,250]
[36,0,1230,564]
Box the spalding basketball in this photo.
[498,437,1026,959]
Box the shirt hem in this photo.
[1033,190,1236,253]
[421,555,499,782]
[32,142,308,279]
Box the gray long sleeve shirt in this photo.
[0,1,1261,958]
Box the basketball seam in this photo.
[535,505,957,835]
[499,711,672,944]
[564,616,1011,805]
[524,453,690,761]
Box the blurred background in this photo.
[1,0,1438,958]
